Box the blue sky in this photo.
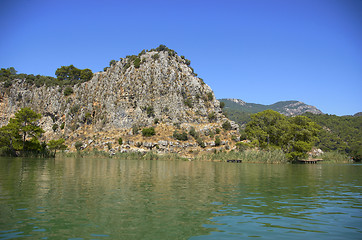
[1,0,361,116]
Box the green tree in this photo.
[47,138,67,156]
[13,108,44,150]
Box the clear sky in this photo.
[1,0,361,116]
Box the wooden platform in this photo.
[226,160,242,163]
[296,159,323,164]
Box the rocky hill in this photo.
[220,98,323,116]
[0,46,239,156]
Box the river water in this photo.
[0,157,361,239]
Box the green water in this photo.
[0,158,361,239]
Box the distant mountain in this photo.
[354,112,362,117]
[220,98,323,116]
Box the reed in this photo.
[321,151,351,163]
[195,149,288,163]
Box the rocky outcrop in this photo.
[0,48,239,155]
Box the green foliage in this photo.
[222,121,232,131]
[133,57,141,68]
[215,128,221,134]
[70,105,80,115]
[173,130,188,141]
[220,101,225,108]
[60,122,65,130]
[109,60,116,66]
[154,118,159,124]
[47,138,67,156]
[118,137,123,145]
[303,113,362,160]
[207,92,213,101]
[189,127,198,139]
[55,65,93,84]
[52,124,58,132]
[146,106,155,117]
[184,98,193,108]
[63,86,74,96]
[245,110,320,160]
[208,112,216,122]
[142,127,156,137]
[196,137,205,148]
[75,141,83,151]
[132,125,140,135]
[215,136,221,146]
[0,108,45,155]
[152,54,160,60]
[84,112,92,124]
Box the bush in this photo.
[220,102,225,108]
[60,122,65,130]
[189,127,198,139]
[215,128,221,134]
[154,118,159,124]
[196,137,205,148]
[146,106,155,117]
[75,141,83,151]
[215,136,221,146]
[64,86,74,96]
[222,121,232,131]
[152,54,160,60]
[134,58,141,68]
[142,127,156,137]
[184,98,193,108]
[207,92,213,101]
[52,124,58,132]
[132,125,139,135]
[173,130,188,141]
[118,137,123,145]
[208,112,216,122]
[70,105,80,115]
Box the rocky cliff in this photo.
[0,48,239,156]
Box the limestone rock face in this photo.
[0,50,236,145]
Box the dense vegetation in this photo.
[302,113,361,160]
[0,65,93,88]
[243,110,320,160]
[0,108,67,157]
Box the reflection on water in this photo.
[0,158,361,239]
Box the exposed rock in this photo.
[0,47,240,155]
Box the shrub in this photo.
[75,141,83,151]
[134,58,141,68]
[215,136,221,146]
[220,102,225,108]
[173,130,188,141]
[84,112,92,124]
[132,125,139,135]
[189,127,198,138]
[146,106,155,117]
[208,112,216,122]
[52,124,58,132]
[64,86,74,96]
[215,128,221,134]
[142,127,156,137]
[222,121,232,131]
[207,92,213,101]
[152,54,160,60]
[118,137,123,145]
[154,118,159,124]
[184,98,193,108]
[196,137,205,148]
[70,105,80,115]
[60,122,65,130]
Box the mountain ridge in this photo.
[220,98,323,116]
